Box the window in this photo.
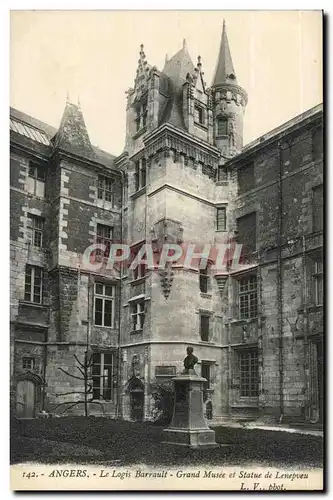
[217,166,228,182]
[123,175,128,204]
[312,184,323,232]
[24,265,43,303]
[312,126,323,160]
[131,243,147,280]
[194,105,204,125]
[313,259,323,306]
[97,175,113,203]
[27,214,44,248]
[200,315,210,342]
[201,361,211,390]
[238,162,255,195]
[135,98,148,132]
[131,300,145,332]
[217,117,228,136]
[94,283,115,327]
[96,224,113,258]
[199,265,209,293]
[239,349,259,397]
[92,352,116,401]
[22,357,35,370]
[216,206,227,231]
[134,158,147,192]
[239,275,258,319]
[27,162,46,198]
[236,212,256,255]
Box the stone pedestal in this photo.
[162,369,217,448]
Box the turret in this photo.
[211,20,248,157]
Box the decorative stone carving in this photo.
[152,218,184,299]
[131,354,141,377]
[215,275,228,296]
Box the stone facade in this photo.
[10,23,323,425]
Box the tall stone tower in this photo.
[211,20,248,158]
[118,27,247,422]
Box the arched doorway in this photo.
[16,379,36,418]
[128,377,144,422]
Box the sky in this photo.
[10,10,323,156]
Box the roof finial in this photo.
[223,18,226,30]
[66,90,70,103]
[183,38,187,49]
[197,55,202,69]
[139,43,145,60]
[165,53,169,64]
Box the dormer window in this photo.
[135,98,148,133]
[194,105,204,125]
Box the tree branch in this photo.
[59,401,81,415]
[58,367,85,380]
[76,366,86,377]
[74,354,84,368]
[55,391,88,397]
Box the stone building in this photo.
[10,22,323,425]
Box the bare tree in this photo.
[52,351,104,417]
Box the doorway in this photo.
[16,379,36,418]
[129,378,144,422]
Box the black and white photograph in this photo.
[9,9,324,491]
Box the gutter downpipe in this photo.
[116,168,125,420]
[277,141,284,423]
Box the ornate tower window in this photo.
[194,104,205,125]
[217,165,228,182]
[135,97,148,133]
[217,117,228,137]
[134,158,147,192]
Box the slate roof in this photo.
[159,40,196,130]
[212,20,238,87]
[10,106,116,169]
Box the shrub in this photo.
[150,385,175,425]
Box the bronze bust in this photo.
[183,346,198,371]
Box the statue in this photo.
[183,346,198,372]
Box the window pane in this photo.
[28,165,36,178]
[104,354,113,366]
[37,167,45,181]
[105,285,114,297]
[94,298,103,325]
[95,283,103,295]
[104,313,112,327]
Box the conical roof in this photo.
[52,100,95,157]
[212,20,237,87]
